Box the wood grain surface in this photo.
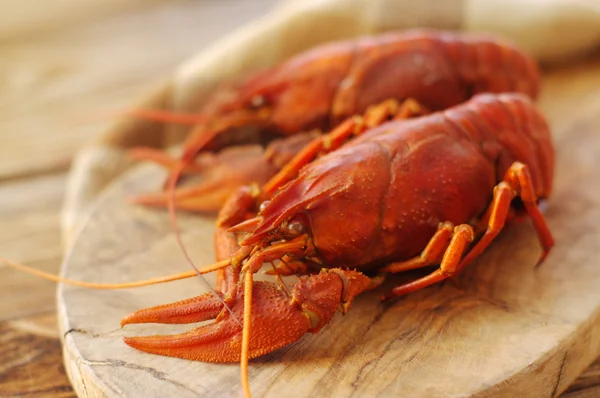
[0,1,600,397]
[59,51,600,397]
[0,1,277,397]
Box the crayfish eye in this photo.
[259,200,271,212]
[249,95,267,109]
[285,217,305,236]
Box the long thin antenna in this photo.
[166,163,242,326]
[241,271,254,398]
[0,256,231,290]
[121,109,209,125]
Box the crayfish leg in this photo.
[263,98,428,195]
[385,162,554,300]
[458,162,554,272]
[241,272,253,398]
[381,221,454,273]
[265,257,310,276]
[391,98,429,121]
[383,224,475,299]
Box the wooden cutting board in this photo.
[58,55,600,398]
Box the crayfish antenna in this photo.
[119,108,209,125]
[165,163,240,324]
[121,109,208,125]
[0,255,230,290]
[129,147,210,174]
[71,108,210,127]
[241,272,254,398]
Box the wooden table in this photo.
[0,1,599,397]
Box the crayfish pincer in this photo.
[121,92,554,397]
[122,269,371,362]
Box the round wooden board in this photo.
[59,61,600,398]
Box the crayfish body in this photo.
[123,93,554,368]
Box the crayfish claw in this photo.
[122,281,311,362]
[122,270,371,363]
[123,319,241,362]
[130,145,278,213]
[128,182,236,213]
[121,292,225,327]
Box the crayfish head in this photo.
[227,183,315,257]
[260,212,310,243]
[232,40,354,135]
[238,168,341,248]
[230,210,315,278]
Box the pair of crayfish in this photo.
[5,29,555,398]
[122,29,554,398]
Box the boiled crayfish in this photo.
[130,29,541,213]
[1,30,551,398]
[122,93,554,397]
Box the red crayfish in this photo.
[120,93,554,397]
[1,31,553,398]
[129,29,541,213]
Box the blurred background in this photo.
[0,1,279,396]
[0,0,281,181]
